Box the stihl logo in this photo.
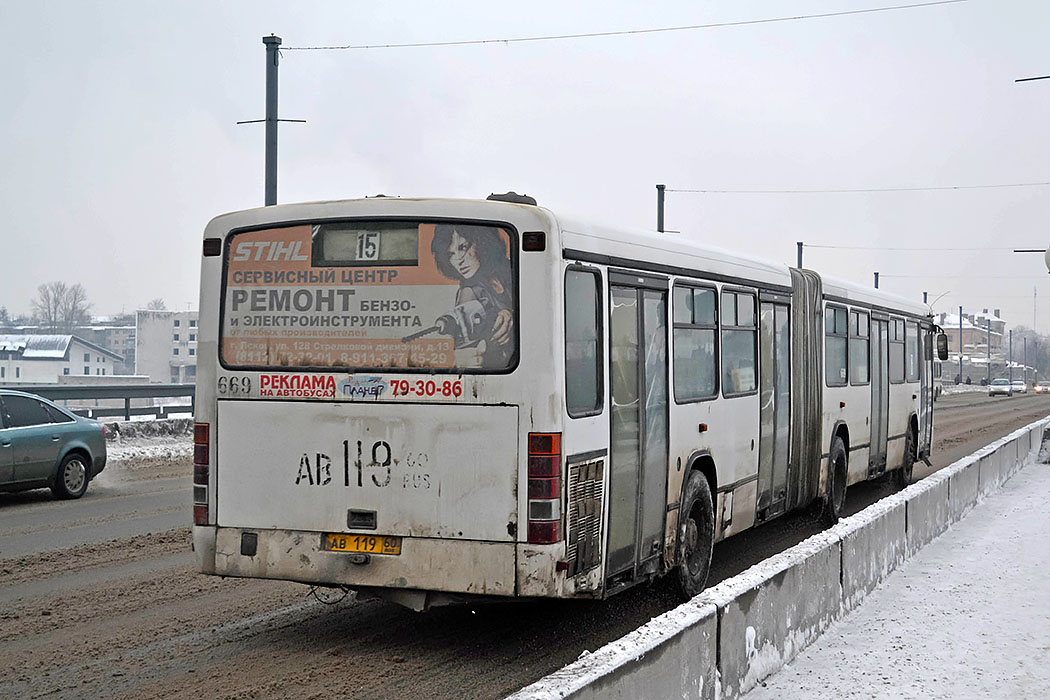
[233,240,309,262]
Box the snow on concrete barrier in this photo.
[707,532,841,699]
[508,414,1050,700]
[506,600,718,700]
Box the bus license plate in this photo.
[323,533,402,556]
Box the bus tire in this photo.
[821,437,848,526]
[674,470,715,600]
[895,426,916,488]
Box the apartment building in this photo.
[135,310,198,383]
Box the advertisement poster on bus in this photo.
[221,221,517,373]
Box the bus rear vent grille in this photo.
[566,457,604,577]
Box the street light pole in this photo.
[959,306,963,384]
[1009,329,1013,385]
[986,318,991,386]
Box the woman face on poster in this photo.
[431,224,515,366]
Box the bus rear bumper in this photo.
[201,526,516,598]
[193,525,218,574]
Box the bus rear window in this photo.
[221,221,518,373]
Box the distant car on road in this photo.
[988,378,1012,397]
[1035,381,1050,395]
[0,389,107,499]
[1011,379,1028,395]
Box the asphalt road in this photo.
[0,475,188,558]
[1,391,1047,699]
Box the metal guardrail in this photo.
[5,383,195,421]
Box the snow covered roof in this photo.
[0,334,71,358]
[0,334,123,361]
[940,314,1003,335]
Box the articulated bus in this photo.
[192,194,945,610]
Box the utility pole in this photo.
[1009,329,1013,385]
[1024,336,1028,387]
[986,318,991,386]
[874,272,879,289]
[237,35,305,206]
[656,184,665,233]
[797,242,803,269]
[263,35,281,206]
[959,306,964,384]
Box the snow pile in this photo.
[99,418,193,483]
[940,384,986,395]
[107,439,192,465]
[104,418,193,440]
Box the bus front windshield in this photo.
[221,221,518,373]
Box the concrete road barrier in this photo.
[978,450,1002,498]
[509,600,719,700]
[840,497,907,610]
[509,415,1050,700]
[948,460,979,523]
[710,533,841,699]
[907,474,950,554]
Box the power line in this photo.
[283,1,967,51]
[804,245,1037,251]
[880,274,1048,279]
[669,181,1050,194]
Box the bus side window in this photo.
[849,310,870,385]
[905,321,920,382]
[889,318,906,383]
[825,305,848,387]
[721,290,757,396]
[565,268,603,417]
[673,284,718,402]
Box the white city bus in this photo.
[192,194,943,610]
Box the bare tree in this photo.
[147,298,167,310]
[32,281,93,333]
[33,281,67,332]
[61,283,93,331]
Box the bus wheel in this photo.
[821,437,848,526]
[895,427,916,488]
[674,470,714,600]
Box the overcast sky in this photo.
[2,0,1048,331]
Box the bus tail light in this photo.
[527,432,562,544]
[194,423,210,525]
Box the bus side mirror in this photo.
[936,333,949,361]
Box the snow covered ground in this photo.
[746,459,1050,699]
